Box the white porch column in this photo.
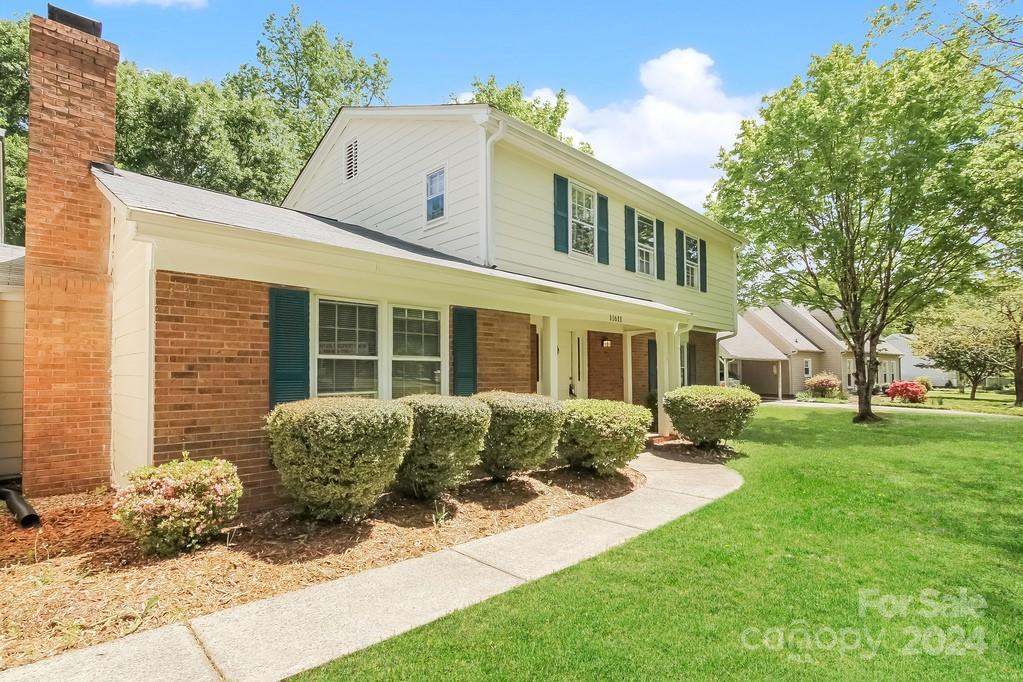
[541,316,559,398]
[777,360,783,399]
[623,332,633,404]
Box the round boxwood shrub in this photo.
[395,394,491,499]
[474,391,566,480]
[265,397,413,521]
[663,385,760,448]
[112,453,242,556]
[558,399,652,476]
[914,375,933,391]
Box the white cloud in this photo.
[533,48,759,211]
[92,0,207,8]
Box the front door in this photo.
[557,328,587,400]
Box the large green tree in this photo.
[707,42,996,421]
[0,15,28,245]
[461,76,593,154]
[223,3,390,159]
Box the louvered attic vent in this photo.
[345,139,358,180]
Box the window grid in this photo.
[684,235,699,288]
[569,182,596,257]
[426,168,445,222]
[392,306,442,398]
[317,299,378,397]
[636,213,655,276]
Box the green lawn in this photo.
[297,406,1023,681]
[798,388,1023,417]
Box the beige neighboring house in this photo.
[719,303,902,398]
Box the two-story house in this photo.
[19,10,741,506]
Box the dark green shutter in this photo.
[624,206,636,272]
[686,343,697,385]
[596,193,609,264]
[699,239,708,292]
[452,307,477,396]
[647,338,657,392]
[675,229,685,286]
[655,219,665,280]
[269,288,310,409]
[553,175,569,253]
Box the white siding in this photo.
[110,213,154,484]
[286,118,483,263]
[491,144,737,332]
[0,291,23,477]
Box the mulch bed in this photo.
[0,465,643,670]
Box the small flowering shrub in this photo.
[396,395,491,499]
[266,397,413,521]
[663,385,761,448]
[558,400,651,476]
[886,380,927,403]
[914,376,933,391]
[112,453,242,556]
[474,392,566,480]
[805,372,842,398]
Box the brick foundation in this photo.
[22,16,118,495]
[153,271,280,509]
[474,308,533,393]
[587,332,623,400]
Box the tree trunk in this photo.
[852,343,880,423]
[970,382,978,400]
[1014,338,1023,408]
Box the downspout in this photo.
[479,116,507,267]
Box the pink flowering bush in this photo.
[113,453,242,556]
[886,380,928,404]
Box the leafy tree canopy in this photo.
[461,76,593,154]
[0,15,28,245]
[707,41,998,420]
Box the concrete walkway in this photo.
[771,399,1021,419]
[1,452,741,682]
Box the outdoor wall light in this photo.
[602,337,612,349]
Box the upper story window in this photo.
[317,299,377,396]
[344,139,359,181]
[569,182,596,258]
[426,168,445,222]
[636,213,655,276]
[685,235,699,288]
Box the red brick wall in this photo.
[631,332,655,405]
[476,309,533,393]
[587,332,623,400]
[529,324,539,393]
[153,271,280,509]
[22,17,119,495]
[689,330,718,385]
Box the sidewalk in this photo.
[0,452,743,682]
[771,399,1020,419]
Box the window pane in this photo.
[392,360,442,399]
[638,248,653,275]
[318,358,378,396]
[686,236,699,263]
[427,169,444,197]
[686,263,697,287]
[427,195,444,221]
[571,221,594,255]
[637,215,655,248]
[571,186,594,226]
[393,307,441,359]
[319,300,377,357]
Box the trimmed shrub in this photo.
[395,395,491,499]
[558,400,651,476]
[112,453,242,556]
[663,385,760,448]
[805,372,842,398]
[474,391,566,480]
[914,376,933,391]
[886,380,927,403]
[265,398,413,521]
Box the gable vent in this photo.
[344,139,358,180]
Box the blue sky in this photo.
[9,0,953,207]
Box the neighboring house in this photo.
[720,304,902,397]
[18,10,742,507]
[0,245,24,479]
[884,333,957,388]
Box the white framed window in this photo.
[344,139,358,181]
[636,212,656,276]
[845,358,856,388]
[680,344,689,386]
[684,235,699,288]
[391,306,442,398]
[316,298,378,396]
[569,181,596,258]
[426,168,445,222]
[803,358,812,378]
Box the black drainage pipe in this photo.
[0,487,40,529]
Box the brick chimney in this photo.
[22,7,118,495]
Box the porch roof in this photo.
[93,165,690,319]
[719,316,787,361]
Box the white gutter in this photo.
[478,115,506,267]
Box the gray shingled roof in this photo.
[93,166,688,317]
[719,315,787,361]
[0,244,24,287]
